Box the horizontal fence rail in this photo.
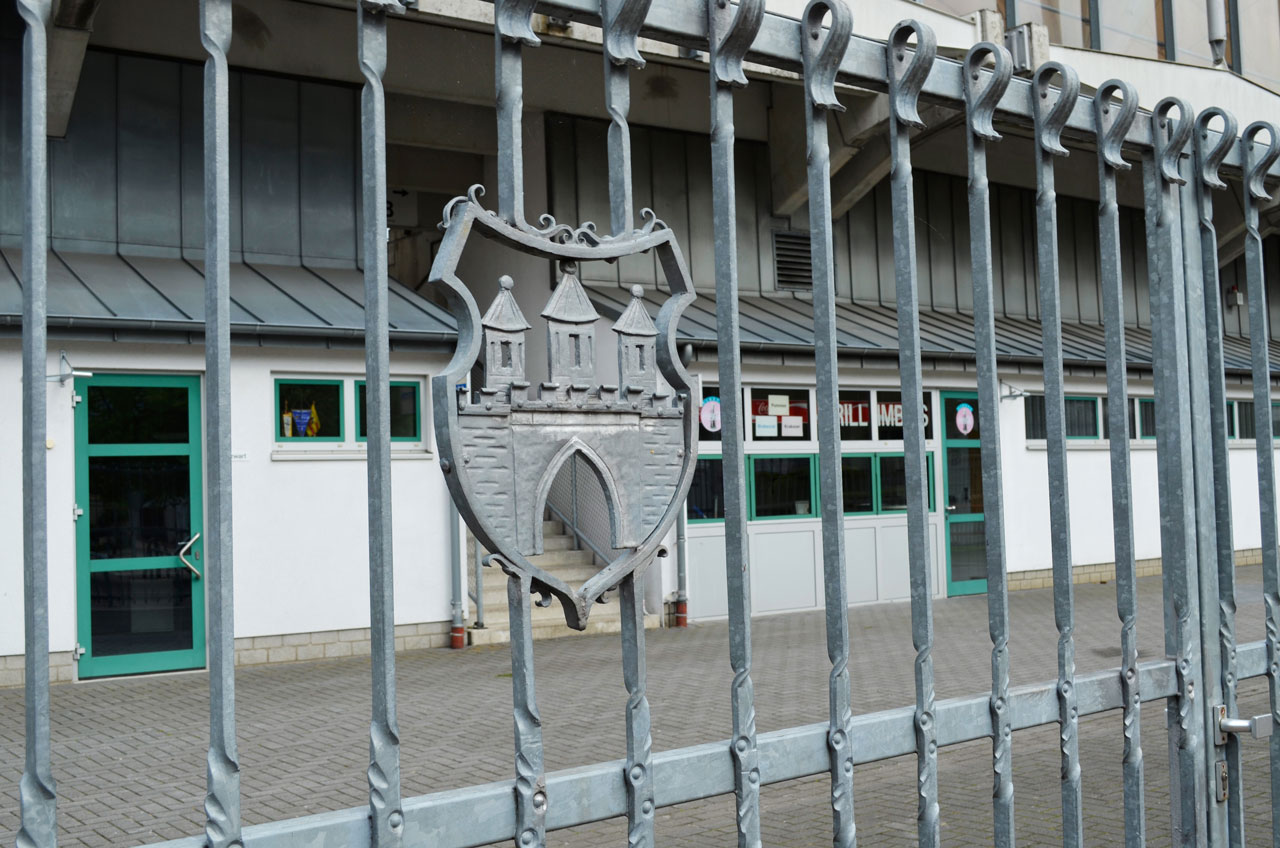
[13,0,1280,845]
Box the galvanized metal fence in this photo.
[12,0,1280,846]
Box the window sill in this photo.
[1025,439,1277,452]
[270,448,434,462]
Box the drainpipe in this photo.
[675,509,688,627]
[449,499,466,649]
[675,342,694,627]
[1207,0,1227,66]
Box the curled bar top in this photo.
[486,0,1278,182]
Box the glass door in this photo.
[75,374,205,678]
[942,392,986,596]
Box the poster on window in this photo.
[754,416,778,438]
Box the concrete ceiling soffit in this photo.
[46,0,102,138]
[386,93,498,154]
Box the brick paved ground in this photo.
[1,568,1274,846]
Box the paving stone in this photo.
[0,568,1274,846]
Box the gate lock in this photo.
[1215,705,1275,746]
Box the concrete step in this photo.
[542,519,563,536]
[469,612,662,647]
[528,548,596,568]
[478,563,607,600]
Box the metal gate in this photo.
[11,0,1280,846]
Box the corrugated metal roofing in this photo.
[587,286,1280,374]
[0,248,456,342]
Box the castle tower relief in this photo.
[480,274,532,402]
[612,285,659,400]
[541,266,599,394]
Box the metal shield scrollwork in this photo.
[429,190,698,631]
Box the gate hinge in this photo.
[73,503,84,521]
[1216,704,1275,744]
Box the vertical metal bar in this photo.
[963,42,1015,848]
[601,0,652,236]
[199,3,242,846]
[1087,0,1101,50]
[474,541,486,629]
[17,2,57,846]
[620,573,655,847]
[1093,79,1146,848]
[494,0,538,227]
[499,560,547,847]
[1030,61,1084,848]
[1178,144,1228,847]
[1240,120,1280,848]
[887,19,940,848]
[1143,98,1206,846]
[706,0,765,841]
[800,4,856,845]
[358,4,404,844]
[1194,105,1244,848]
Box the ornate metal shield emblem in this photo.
[429,189,698,630]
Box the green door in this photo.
[942,392,986,596]
[75,374,205,678]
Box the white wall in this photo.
[0,340,456,657]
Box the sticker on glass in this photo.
[700,396,722,433]
[954,402,975,436]
[781,415,803,437]
[755,415,778,438]
[767,394,790,417]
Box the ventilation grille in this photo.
[773,231,813,289]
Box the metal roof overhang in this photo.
[0,247,457,348]
[587,286,1280,376]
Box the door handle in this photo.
[1216,705,1274,743]
[945,504,957,513]
[178,532,202,579]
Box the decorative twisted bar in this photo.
[358,3,406,846]
[602,0,652,235]
[199,1,243,845]
[1196,104,1244,846]
[799,3,857,845]
[1092,78,1147,848]
[887,20,941,848]
[707,1,765,844]
[1030,60,1085,847]
[1241,119,1280,848]
[17,2,57,844]
[962,41,1014,848]
[620,574,655,847]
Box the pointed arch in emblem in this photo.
[531,437,635,556]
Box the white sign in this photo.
[767,394,790,417]
[700,397,722,433]
[781,415,804,437]
[754,415,778,438]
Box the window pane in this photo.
[1240,401,1257,439]
[1024,395,1047,439]
[1065,398,1099,437]
[1272,403,1280,439]
[949,519,987,584]
[88,385,189,444]
[358,383,420,440]
[879,455,909,511]
[688,458,725,521]
[877,391,934,440]
[90,569,194,657]
[1227,401,1236,439]
[1239,0,1280,89]
[1099,0,1165,58]
[699,384,723,442]
[1014,0,1091,48]
[278,381,342,439]
[841,456,874,514]
[1139,399,1157,438]
[1172,0,1216,66]
[89,456,191,560]
[943,396,980,441]
[751,457,813,517]
[750,388,810,441]
[839,390,873,441]
[946,447,984,514]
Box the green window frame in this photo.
[1226,400,1236,439]
[275,378,345,442]
[746,454,819,521]
[1063,396,1100,439]
[687,455,727,523]
[875,452,936,514]
[355,380,423,443]
[840,453,877,516]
